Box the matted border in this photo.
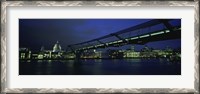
[1,1,199,94]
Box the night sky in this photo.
[19,19,181,51]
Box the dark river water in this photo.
[19,58,181,75]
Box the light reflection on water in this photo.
[19,58,181,75]
[125,58,141,63]
[48,60,52,63]
[94,59,102,63]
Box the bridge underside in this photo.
[75,29,181,51]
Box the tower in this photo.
[40,46,45,52]
[53,41,62,52]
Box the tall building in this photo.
[40,46,45,52]
[53,41,62,52]
[19,48,31,59]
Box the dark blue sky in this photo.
[19,19,181,51]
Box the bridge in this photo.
[67,19,181,53]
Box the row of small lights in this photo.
[77,28,180,51]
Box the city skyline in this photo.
[19,19,181,75]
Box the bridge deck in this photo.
[67,19,181,52]
[77,27,181,51]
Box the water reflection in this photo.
[37,60,43,63]
[19,58,181,75]
[35,60,43,75]
[94,59,102,63]
[125,59,141,63]
[48,60,52,63]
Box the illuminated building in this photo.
[19,41,64,59]
[64,52,76,59]
[19,48,31,59]
[79,49,102,59]
[124,51,140,58]
[140,46,154,57]
[19,42,180,60]
[37,54,44,59]
[94,50,102,58]
[39,41,63,59]
[31,52,38,59]
[124,46,140,58]
[53,41,62,52]
[108,49,124,58]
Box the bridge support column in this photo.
[75,50,83,59]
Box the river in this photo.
[19,58,181,75]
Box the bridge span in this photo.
[67,19,181,53]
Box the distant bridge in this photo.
[67,19,181,53]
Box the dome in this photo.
[53,41,62,52]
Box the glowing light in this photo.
[96,44,101,47]
[140,34,150,38]
[131,37,139,40]
[118,40,123,42]
[100,44,104,46]
[165,30,170,33]
[108,42,113,44]
[113,41,118,43]
[87,46,93,49]
[151,31,164,36]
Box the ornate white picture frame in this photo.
[1,0,199,93]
